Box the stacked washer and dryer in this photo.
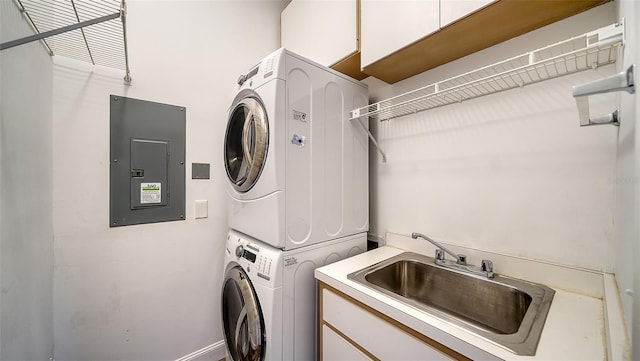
[221,48,369,361]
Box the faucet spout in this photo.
[411,232,465,265]
[411,232,495,279]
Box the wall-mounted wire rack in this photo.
[1,0,131,83]
[350,22,624,122]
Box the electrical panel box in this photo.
[110,95,186,227]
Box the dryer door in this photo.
[222,266,266,361]
[224,95,269,193]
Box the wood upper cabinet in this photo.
[360,0,439,69]
[440,0,496,28]
[281,0,367,80]
[282,0,610,84]
[362,0,611,83]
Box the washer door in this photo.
[222,266,266,361]
[224,94,269,193]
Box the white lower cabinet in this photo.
[322,324,373,361]
[319,283,469,361]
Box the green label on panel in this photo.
[140,183,161,204]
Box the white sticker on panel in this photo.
[140,183,161,204]
[293,110,307,122]
[284,256,298,267]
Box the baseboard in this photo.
[175,340,226,361]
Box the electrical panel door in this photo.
[110,95,186,227]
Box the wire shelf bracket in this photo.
[572,64,635,126]
[1,0,131,84]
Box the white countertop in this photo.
[315,245,608,360]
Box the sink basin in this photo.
[347,252,555,356]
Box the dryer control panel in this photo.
[237,244,271,275]
[226,230,282,287]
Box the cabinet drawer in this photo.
[322,324,373,361]
[321,285,465,360]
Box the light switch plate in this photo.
[195,200,208,219]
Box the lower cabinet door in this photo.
[322,324,373,361]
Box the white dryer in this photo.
[221,229,367,361]
[223,48,369,250]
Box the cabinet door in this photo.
[281,0,358,67]
[360,0,439,68]
[440,0,495,28]
[322,325,373,361]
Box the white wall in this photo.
[615,0,640,354]
[365,3,619,272]
[0,2,55,360]
[4,0,633,359]
[51,1,285,360]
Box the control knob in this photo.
[235,245,244,258]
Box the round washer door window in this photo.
[224,96,268,193]
[222,266,265,361]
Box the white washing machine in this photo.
[223,48,369,250]
[221,229,367,361]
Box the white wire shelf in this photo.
[5,0,131,83]
[350,22,624,122]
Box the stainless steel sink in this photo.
[347,252,555,356]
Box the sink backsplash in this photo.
[384,232,604,299]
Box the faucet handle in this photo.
[435,249,445,261]
[481,259,493,272]
[482,259,495,278]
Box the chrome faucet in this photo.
[411,232,466,265]
[411,232,494,279]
